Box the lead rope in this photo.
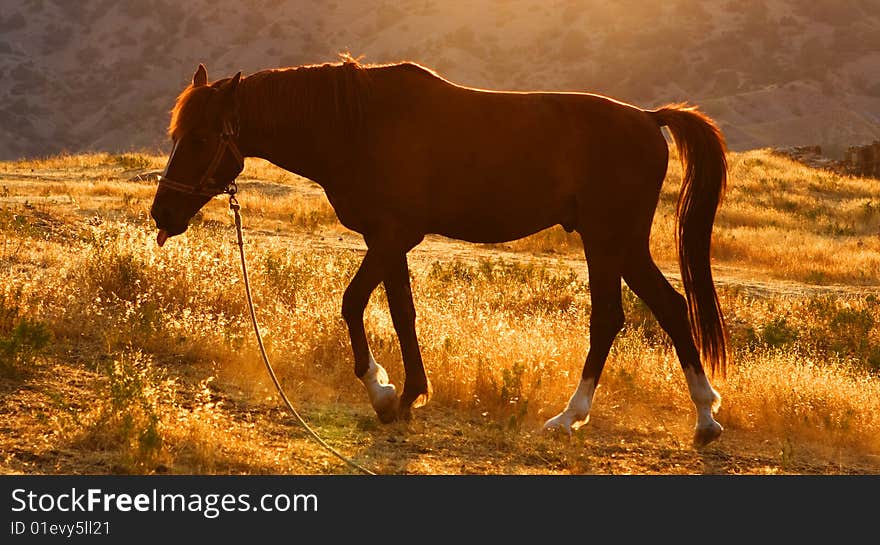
[228,190,377,475]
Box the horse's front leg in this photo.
[383,252,431,420]
[342,250,399,423]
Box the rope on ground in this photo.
[229,192,376,475]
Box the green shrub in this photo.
[110,153,153,170]
[761,317,799,348]
[90,351,170,471]
[0,321,51,376]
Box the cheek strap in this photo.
[158,118,244,197]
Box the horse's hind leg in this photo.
[342,249,399,423]
[622,248,722,447]
[544,244,624,435]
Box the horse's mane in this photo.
[168,84,214,140]
[168,54,436,138]
[238,55,372,138]
[169,55,436,142]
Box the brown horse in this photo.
[150,58,728,447]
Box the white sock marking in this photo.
[685,367,721,430]
[360,354,397,410]
[543,377,596,435]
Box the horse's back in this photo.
[371,66,666,180]
[355,65,669,242]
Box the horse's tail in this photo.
[651,103,728,375]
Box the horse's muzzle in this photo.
[150,206,188,246]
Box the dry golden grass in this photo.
[2,150,880,474]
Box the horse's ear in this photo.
[220,71,242,105]
[229,71,242,92]
[193,64,208,87]
[216,72,242,115]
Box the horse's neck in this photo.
[243,129,334,184]
[237,69,362,189]
[238,116,337,186]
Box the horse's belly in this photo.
[434,223,557,244]
[428,199,569,244]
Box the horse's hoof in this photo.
[375,395,400,424]
[401,378,432,413]
[542,411,589,437]
[693,421,723,448]
[410,378,433,409]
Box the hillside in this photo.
[2,150,880,474]
[2,0,880,159]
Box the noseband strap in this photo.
[158,118,243,197]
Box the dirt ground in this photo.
[3,357,878,475]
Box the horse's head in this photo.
[150,64,244,246]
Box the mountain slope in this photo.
[1,0,879,159]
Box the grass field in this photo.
[2,149,880,474]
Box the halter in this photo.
[158,118,244,197]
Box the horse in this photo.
[150,57,729,447]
